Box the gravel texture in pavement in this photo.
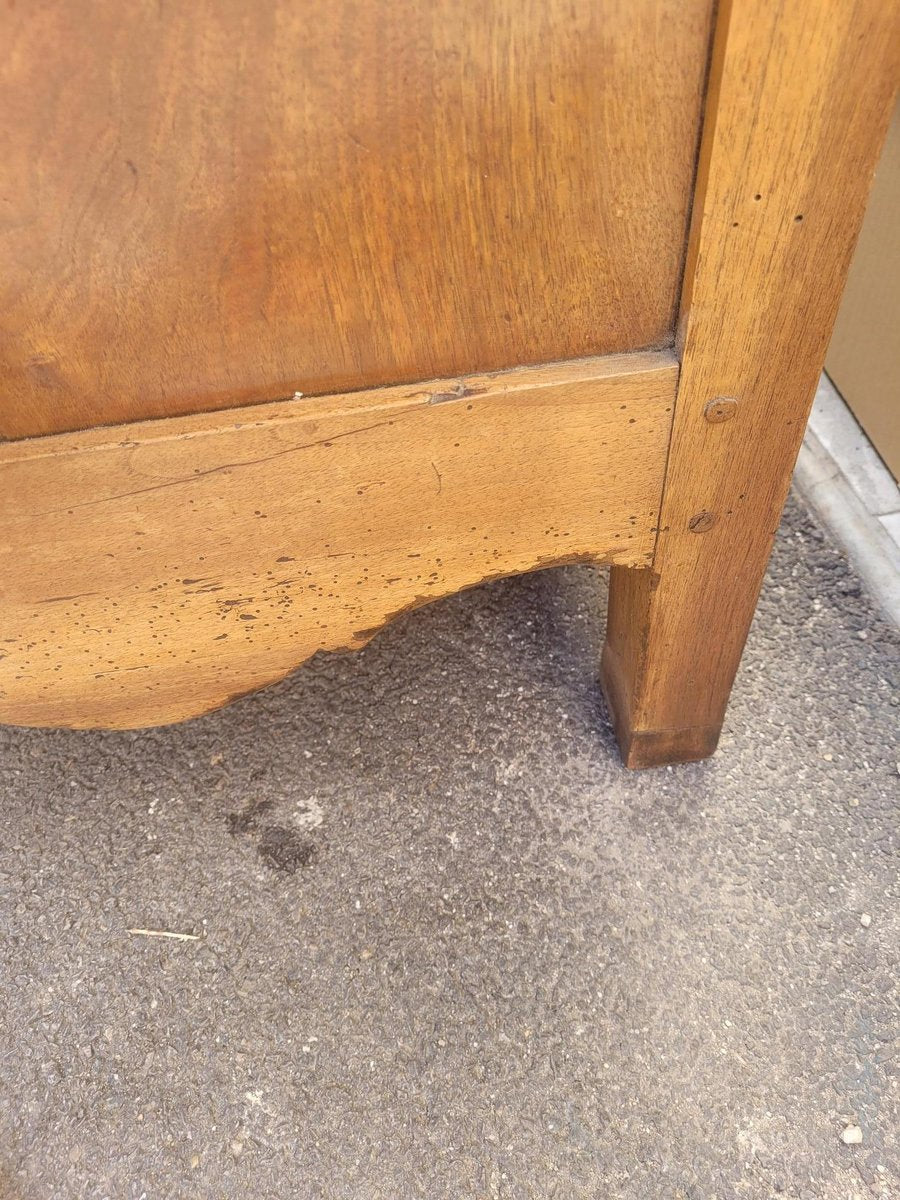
[0,494,897,1200]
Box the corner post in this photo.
[603,0,899,767]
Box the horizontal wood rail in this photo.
[0,350,676,729]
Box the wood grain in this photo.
[0,0,712,439]
[0,351,676,729]
[603,0,900,767]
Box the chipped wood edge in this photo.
[1,350,677,729]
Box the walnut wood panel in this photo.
[603,0,899,767]
[0,0,712,440]
[0,351,675,729]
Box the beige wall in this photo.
[826,101,900,481]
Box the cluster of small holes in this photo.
[8,402,662,715]
[735,193,802,224]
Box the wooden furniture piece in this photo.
[1,0,896,764]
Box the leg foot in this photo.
[601,637,720,768]
[602,565,733,769]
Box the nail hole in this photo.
[754,193,762,201]
[794,214,803,222]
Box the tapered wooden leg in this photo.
[601,0,897,768]
[603,560,754,768]
[603,565,728,768]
